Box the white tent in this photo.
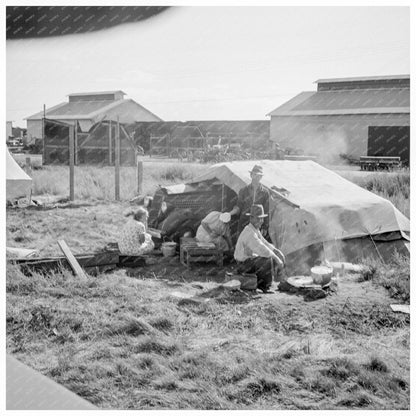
[6,149,32,201]
[188,160,410,270]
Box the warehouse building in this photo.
[25,90,162,142]
[25,90,162,165]
[267,75,410,164]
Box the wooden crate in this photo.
[180,238,223,268]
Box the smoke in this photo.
[288,126,349,164]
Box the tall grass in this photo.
[29,165,410,219]
[348,171,410,218]
[359,253,410,303]
[30,163,202,201]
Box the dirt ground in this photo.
[6,201,397,314]
[6,202,410,410]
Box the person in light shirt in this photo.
[118,207,155,256]
[196,211,233,252]
[234,204,285,293]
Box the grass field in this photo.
[28,162,202,201]
[6,162,410,410]
[26,163,410,218]
[6,256,410,410]
[340,170,410,218]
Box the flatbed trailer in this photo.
[360,156,401,171]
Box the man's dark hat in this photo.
[246,204,268,218]
[249,164,264,175]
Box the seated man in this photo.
[196,211,233,252]
[234,204,285,293]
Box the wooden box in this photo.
[180,237,223,268]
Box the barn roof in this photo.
[67,90,126,97]
[25,100,124,120]
[315,74,409,83]
[267,88,410,116]
[26,98,162,122]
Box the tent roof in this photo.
[6,149,32,200]
[190,160,409,248]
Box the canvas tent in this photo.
[6,149,32,200]
[161,160,409,272]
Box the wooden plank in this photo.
[11,252,119,266]
[118,256,147,268]
[77,252,119,267]
[11,252,120,276]
[57,240,87,279]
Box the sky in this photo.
[6,5,411,127]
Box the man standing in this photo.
[234,205,285,293]
[274,143,285,160]
[229,164,270,237]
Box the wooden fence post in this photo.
[109,120,112,165]
[69,124,75,201]
[25,157,32,176]
[74,122,78,165]
[115,118,120,201]
[137,157,143,195]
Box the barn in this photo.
[25,91,162,165]
[267,75,410,164]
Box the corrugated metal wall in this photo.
[269,113,409,160]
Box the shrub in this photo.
[337,392,373,407]
[388,377,408,392]
[133,337,178,356]
[149,317,174,332]
[350,171,410,218]
[365,356,389,373]
[228,376,281,404]
[322,357,360,381]
[357,371,379,392]
[309,375,337,397]
[360,254,410,303]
